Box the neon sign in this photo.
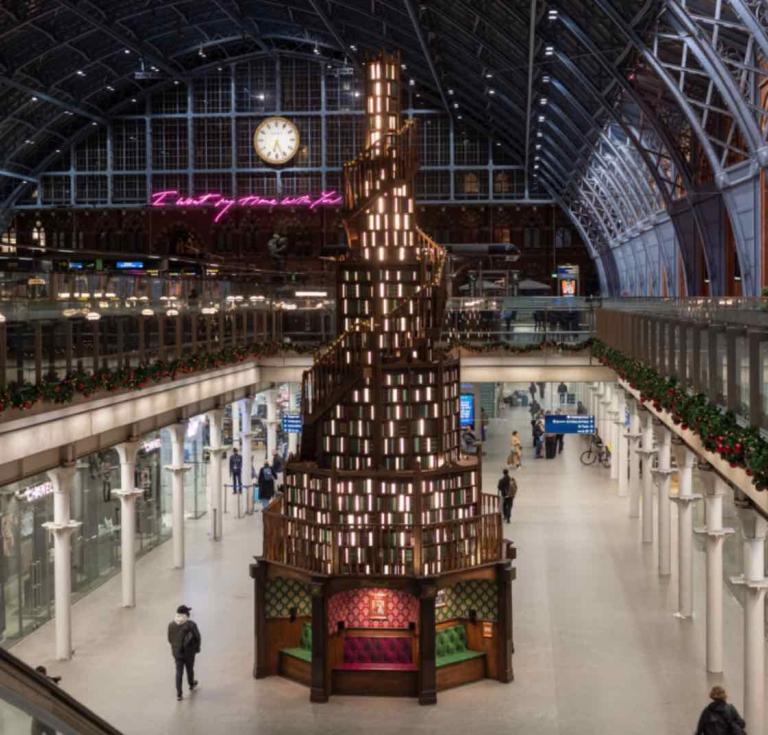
[150,190,343,223]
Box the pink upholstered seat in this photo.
[335,662,417,671]
[343,636,412,665]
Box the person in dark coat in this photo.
[257,460,276,502]
[271,450,285,491]
[167,604,201,701]
[229,447,243,494]
[695,686,745,735]
[497,469,517,523]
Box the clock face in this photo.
[253,116,300,165]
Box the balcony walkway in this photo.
[7,408,744,735]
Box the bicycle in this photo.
[580,435,611,468]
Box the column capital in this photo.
[624,431,642,442]
[670,493,702,505]
[42,520,81,536]
[47,464,78,494]
[116,440,141,466]
[164,422,187,446]
[206,407,225,425]
[164,464,192,474]
[112,487,144,501]
[652,467,677,479]
[206,445,230,456]
[736,506,768,541]
[694,526,735,538]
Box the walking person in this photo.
[497,469,517,523]
[557,381,568,405]
[507,430,522,469]
[271,449,285,492]
[694,686,745,735]
[258,460,276,504]
[229,447,243,494]
[167,604,201,701]
[528,382,536,402]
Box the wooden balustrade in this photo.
[262,502,502,578]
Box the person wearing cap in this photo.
[167,604,201,701]
[694,686,745,735]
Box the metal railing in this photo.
[443,296,596,347]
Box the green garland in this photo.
[593,339,768,492]
[451,337,593,354]
[0,341,317,415]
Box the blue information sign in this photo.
[459,394,474,427]
[282,413,302,433]
[115,260,144,269]
[544,415,596,434]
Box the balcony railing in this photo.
[262,494,503,577]
[443,296,596,348]
[595,302,768,430]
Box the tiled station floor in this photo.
[9,406,748,735]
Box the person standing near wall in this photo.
[694,687,745,735]
[258,461,276,503]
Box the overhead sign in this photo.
[150,189,343,223]
[115,260,144,270]
[544,415,596,434]
[282,413,302,433]
[460,394,474,427]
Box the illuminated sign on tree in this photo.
[150,190,343,223]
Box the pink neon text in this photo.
[150,190,343,222]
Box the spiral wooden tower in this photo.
[252,52,515,704]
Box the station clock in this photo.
[253,116,301,165]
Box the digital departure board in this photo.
[544,415,596,434]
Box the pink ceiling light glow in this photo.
[150,189,343,222]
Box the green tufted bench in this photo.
[282,622,312,662]
[436,624,485,668]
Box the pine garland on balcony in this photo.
[450,337,593,354]
[593,339,768,492]
[0,341,317,415]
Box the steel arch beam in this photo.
[665,0,765,161]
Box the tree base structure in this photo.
[250,556,515,703]
[249,51,515,703]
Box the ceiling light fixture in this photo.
[76,70,85,77]
[544,45,554,56]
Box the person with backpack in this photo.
[497,469,517,523]
[258,460,276,503]
[167,604,201,701]
[694,686,745,735]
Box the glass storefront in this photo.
[0,421,210,647]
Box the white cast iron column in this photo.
[651,427,673,576]
[241,396,255,515]
[732,505,768,733]
[670,447,700,618]
[694,477,734,673]
[625,397,642,518]
[164,422,190,569]
[616,389,628,497]
[637,410,656,544]
[265,387,278,461]
[608,387,619,480]
[207,408,225,540]
[114,441,143,607]
[43,465,81,661]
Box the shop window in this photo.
[464,173,480,195]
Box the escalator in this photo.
[0,646,121,734]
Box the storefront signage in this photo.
[116,261,144,270]
[15,480,54,503]
[150,190,343,223]
[282,414,302,433]
[141,437,162,453]
[543,415,596,434]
